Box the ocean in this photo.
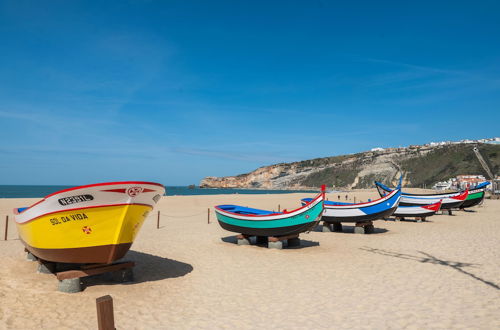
[0,185,317,198]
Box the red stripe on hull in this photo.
[422,201,442,211]
[44,181,164,199]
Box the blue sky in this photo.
[0,0,499,185]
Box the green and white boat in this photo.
[460,182,490,209]
[215,186,325,237]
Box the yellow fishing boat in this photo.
[14,181,165,264]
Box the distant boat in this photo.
[374,181,468,209]
[14,181,165,264]
[393,200,442,219]
[215,186,325,237]
[460,182,490,209]
[301,178,402,224]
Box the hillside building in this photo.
[455,175,487,189]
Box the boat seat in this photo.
[217,205,280,215]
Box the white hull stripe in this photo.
[215,193,324,221]
[401,196,457,204]
[394,206,435,215]
[16,182,165,224]
[324,189,399,209]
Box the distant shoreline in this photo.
[0,184,443,199]
[0,185,318,199]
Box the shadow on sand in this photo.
[360,247,499,290]
[311,224,388,234]
[84,250,193,288]
[461,209,477,213]
[220,235,319,249]
[384,217,435,223]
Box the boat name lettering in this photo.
[58,194,94,206]
[49,213,89,225]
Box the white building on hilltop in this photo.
[433,181,452,191]
[485,137,500,145]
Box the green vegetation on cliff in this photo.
[400,144,499,187]
[301,165,360,188]
[201,143,500,189]
[300,144,499,188]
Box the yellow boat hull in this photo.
[18,204,152,264]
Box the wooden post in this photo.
[96,295,115,330]
[278,204,280,212]
[4,216,8,241]
[354,197,356,203]
[207,208,210,224]
[157,211,160,229]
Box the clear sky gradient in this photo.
[1,0,499,185]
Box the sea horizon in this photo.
[0,185,318,198]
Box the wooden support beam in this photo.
[355,221,373,227]
[56,261,135,281]
[157,210,160,229]
[96,295,115,330]
[4,215,8,241]
[268,234,299,242]
[207,208,210,224]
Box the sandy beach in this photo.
[0,190,499,329]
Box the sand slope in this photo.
[0,190,499,329]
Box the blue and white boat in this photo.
[374,181,468,209]
[301,179,402,224]
[393,200,442,219]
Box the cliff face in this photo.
[200,143,500,189]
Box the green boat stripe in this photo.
[215,195,323,221]
[466,191,484,200]
[216,201,324,229]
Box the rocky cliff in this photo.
[200,143,500,189]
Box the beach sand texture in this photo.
[0,190,499,329]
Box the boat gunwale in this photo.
[215,189,325,221]
[375,181,469,199]
[397,200,442,211]
[303,189,400,210]
[43,181,165,199]
[16,181,164,216]
[402,190,468,200]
